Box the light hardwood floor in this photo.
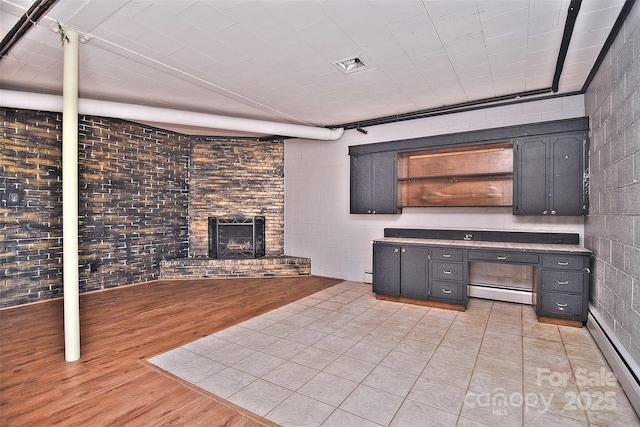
[0,276,342,426]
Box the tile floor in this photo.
[149,281,640,426]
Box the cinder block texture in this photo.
[584,1,640,362]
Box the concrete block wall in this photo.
[188,138,284,257]
[584,1,640,363]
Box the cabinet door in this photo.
[373,243,400,296]
[350,152,398,214]
[513,132,588,216]
[400,246,428,299]
[514,137,549,215]
[550,133,585,215]
[350,154,373,214]
[371,152,398,214]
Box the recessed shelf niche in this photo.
[398,142,514,207]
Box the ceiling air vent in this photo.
[333,56,369,74]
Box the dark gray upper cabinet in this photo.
[350,151,398,214]
[349,117,589,216]
[514,131,588,216]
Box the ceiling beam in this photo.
[0,0,59,59]
[552,0,583,92]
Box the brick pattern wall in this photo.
[1,108,190,307]
[189,138,284,257]
[584,2,640,362]
[77,116,190,292]
[1,108,64,306]
[160,256,310,278]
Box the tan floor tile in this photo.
[150,288,640,427]
[339,384,404,426]
[429,344,478,369]
[408,376,467,413]
[405,324,448,344]
[523,336,566,356]
[583,384,640,426]
[478,337,522,365]
[474,352,523,379]
[362,365,419,397]
[298,372,358,407]
[390,399,458,426]
[379,348,429,375]
[393,336,438,358]
[422,358,473,389]
[267,393,334,427]
[482,329,523,347]
[522,321,562,342]
[523,408,588,427]
[467,369,522,396]
[523,381,587,422]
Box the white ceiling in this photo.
[0,0,627,137]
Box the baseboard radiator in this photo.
[588,307,640,415]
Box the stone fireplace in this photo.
[208,216,265,259]
[160,138,310,279]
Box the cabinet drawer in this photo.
[541,270,586,293]
[540,293,584,318]
[467,251,539,264]
[430,280,465,302]
[542,255,588,271]
[431,261,464,281]
[430,248,463,262]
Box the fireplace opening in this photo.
[208,216,265,259]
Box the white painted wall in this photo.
[284,95,587,281]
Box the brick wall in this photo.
[1,108,64,306]
[2,108,288,308]
[77,115,190,292]
[189,138,284,257]
[584,1,640,362]
[1,108,190,307]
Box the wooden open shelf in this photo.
[398,142,514,207]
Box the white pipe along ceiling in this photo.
[0,89,345,141]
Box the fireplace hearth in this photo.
[208,216,265,259]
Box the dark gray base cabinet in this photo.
[373,237,591,325]
[372,242,467,306]
[536,255,590,322]
[373,243,428,300]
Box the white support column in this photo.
[63,29,80,362]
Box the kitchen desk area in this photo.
[373,229,592,327]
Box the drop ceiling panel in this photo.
[0,0,628,136]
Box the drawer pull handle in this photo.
[556,303,568,310]
[442,254,452,258]
[442,289,452,294]
[496,255,508,260]
[557,280,569,285]
[557,261,569,266]
[394,248,399,253]
[443,270,452,275]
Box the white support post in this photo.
[63,29,80,362]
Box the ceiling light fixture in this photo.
[333,56,369,74]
